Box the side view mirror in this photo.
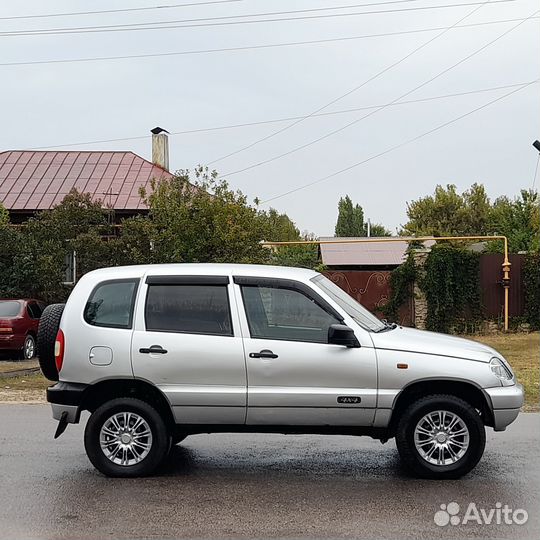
[328,324,360,348]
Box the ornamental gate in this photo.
[323,270,414,327]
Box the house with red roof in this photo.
[0,130,172,223]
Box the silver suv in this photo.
[39,264,523,478]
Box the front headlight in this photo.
[490,357,514,381]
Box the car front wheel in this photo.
[84,398,171,477]
[395,394,486,479]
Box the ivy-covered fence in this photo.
[421,246,481,333]
[383,246,533,334]
[523,254,540,330]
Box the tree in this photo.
[258,207,301,242]
[142,167,271,264]
[489,190,539,253]
[402,183,491,237]
[367,222,392,237]
[0,202,8,227]
[335,195,364,237]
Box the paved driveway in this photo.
[0,405,538,539]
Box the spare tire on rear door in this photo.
[37,303,65,381]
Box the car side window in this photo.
[27,302,42,319]
[84,279,139,329]
[240,284,340,344]
[145,284,233,336]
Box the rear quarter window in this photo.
[84,279,139,329]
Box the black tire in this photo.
[395,394,486,479]
[84,398,171,477]
[36,303,65,381]
[19,334,36,360]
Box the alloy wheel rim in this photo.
[24,337,35,359]
[99,412,153,466]
[413,410,469,466]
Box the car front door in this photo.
[131,275,247,424]
[233,276,377,426]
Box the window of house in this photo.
[64,251,77,285]
[84,279,139,329]
[145,284,232,336]
[240,284,340,343]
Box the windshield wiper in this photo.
[374,319,398,332]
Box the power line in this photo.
[0,0,423,27]
[27,81,536,150]
[223,10,539,177]
[0,0,515,37]
[260,81,538,204]
[211,0,494,167]
[0,1,243,21]
[1,16,534,68]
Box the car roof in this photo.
[83,263,319,282]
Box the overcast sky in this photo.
[1,0,538,235]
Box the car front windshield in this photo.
[0,300,22,318]
[311,275,386,332]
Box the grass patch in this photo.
[0,372,49,402]
[469,333,539,411]
[0,359,39,374]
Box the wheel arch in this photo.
[388,378,494,435]
[80,378,175,432]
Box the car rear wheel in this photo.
[36,303,65,381]
[84,398,171,477]
[20,334,36,360]
[395,394,486,479]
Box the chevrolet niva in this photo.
[38,264,523,478]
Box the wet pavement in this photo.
[0,404,538,539]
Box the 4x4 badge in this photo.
[337,396,361,404]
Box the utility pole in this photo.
[532,140,540,191]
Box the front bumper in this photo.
[485,383,524,431]
[47,381,88,424]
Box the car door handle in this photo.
[139,345,168,354]
[249,349,278,359]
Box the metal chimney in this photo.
[151,127,169,171]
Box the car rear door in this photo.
[26,301,42,334]
[131,274,247,425]
[233,276,377,426]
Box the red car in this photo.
[0,299,46,359]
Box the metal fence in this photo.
[325,253,526,326]
[479,254,525,318]
[324,270,414,326]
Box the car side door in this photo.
[233,276,377,426]
[26,301,42,334]
[131,275,247,425]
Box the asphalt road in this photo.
[0,405,538,540]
